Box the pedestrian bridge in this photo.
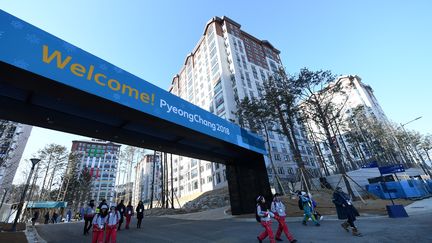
[0,10,271,214]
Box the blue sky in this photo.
[2,1,431,182]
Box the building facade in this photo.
[309,75,393,173]
[0,120,32,203]
[168,16,319,200]
[70,139,121,204]
[133,153,162,206]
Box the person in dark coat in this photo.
[44,211,49,224]
[51,211,58,224]
[136,201,144,228]
[332,187,361,236]
[98,199,108,210]
[116,200,126,230]
[31,210,39,226]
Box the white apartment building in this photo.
[71,139,121,204]
[0,120,32,203]
[310,75,391,173]
[133,154,162,206]
[168,16,319,200]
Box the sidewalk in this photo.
[404,197,432,215]
[25,225,47,243]
[160,206,233,220]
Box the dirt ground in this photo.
[143,188,414,217]
[0,232,27,243]
[280,190,413,216]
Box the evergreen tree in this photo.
[294,68,355,198]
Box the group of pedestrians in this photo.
[256,194,298,243]
[256,186,361,242]
[43,211,59,224]
[82,198,146,243]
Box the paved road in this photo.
[36,213,432,243]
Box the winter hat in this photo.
[256,195,264,202]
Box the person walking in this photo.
[92,205,108,243]
[52,211,58,224]
[299,191,320,226]
[105,205,120,243]
[84,200,96,235]
[116,200,126,231]
[31,210,39,226]
[98,199,108,210]
[271,193,297,243]
[79,204,85,221]
[136,201,144,229]
[125,202,133,229]
[256,195,275,243]
[66,208,72,222]
[44,211,49,224]
[332,186,361,236]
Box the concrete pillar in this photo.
[226,156,272,215]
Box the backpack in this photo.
[255,205,261,222]
[298,198,304,210]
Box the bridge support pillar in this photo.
[226,156,272,215]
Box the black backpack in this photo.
[298,198,304,210]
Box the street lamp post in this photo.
[11,158,40,232]
[400,117,432,177]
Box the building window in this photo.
[191,168,198,179]
[215,173,221,184]
[287,167,294,174]
[213,80,222,95]
[278,167,284,174]
[251,66,258,79]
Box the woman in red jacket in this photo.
[125,202,134,229]
[271,193,297,243]
[256,195,275,243]
[92,205,108,243]
[105,205,120,243]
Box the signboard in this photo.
[0,10,265,154]
[378,164,405,175]
[361,161,378,168]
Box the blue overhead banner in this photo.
[378,164,405,175]
[27,201,68,209]
[0,10,265,154]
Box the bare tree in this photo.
[35,144,68,201]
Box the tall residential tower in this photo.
[70,139,121,203]
[168,17,319,200]
[0,120,32,203]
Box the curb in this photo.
[25,225,47,243]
